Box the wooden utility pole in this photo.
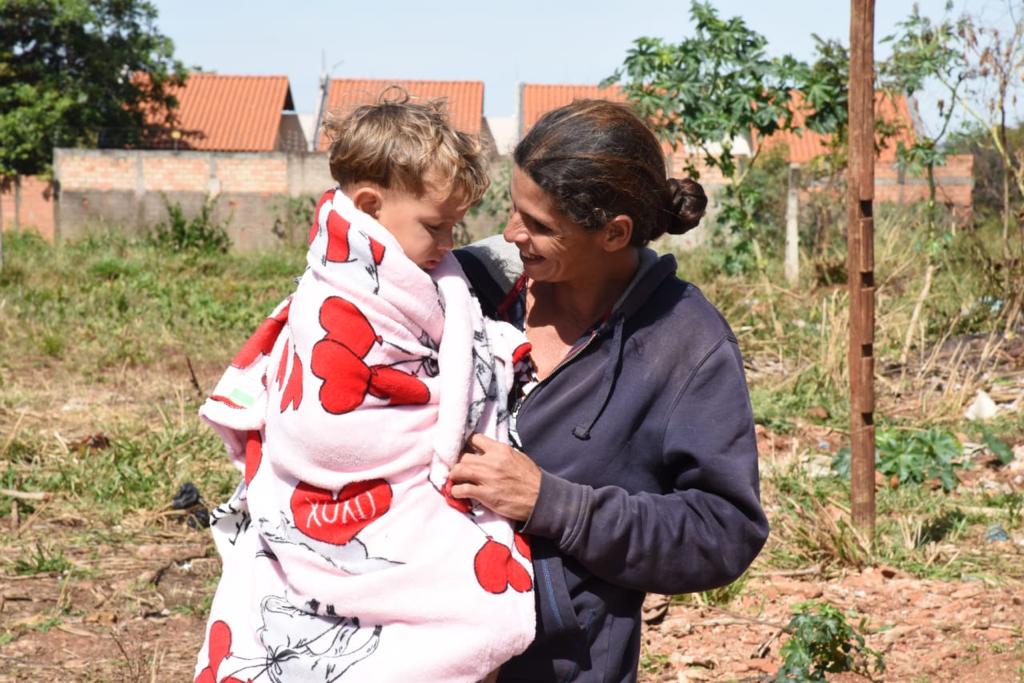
[848,0,876,539]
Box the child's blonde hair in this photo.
[323,87,490,207]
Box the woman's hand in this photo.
[448,433,542,522]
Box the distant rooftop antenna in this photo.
[313,50,344,152]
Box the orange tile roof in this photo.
[151,73,295,152]
[319,79,485,150]
[520,84,916,167]
[519,84,626,136]
[757,91,916,163]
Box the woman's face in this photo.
[504,166,607,284]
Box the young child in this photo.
[193,93,535,683]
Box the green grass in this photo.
[762,458,1024,581]
[0,420,239,523]
[2,204,1022,584]
[0,229,304,526]
[0,229,305,377]
[11,543,73,576]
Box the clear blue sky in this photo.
[152,0,974,127]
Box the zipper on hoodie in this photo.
[516,326,603,424]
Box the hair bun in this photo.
[666,177,707,235]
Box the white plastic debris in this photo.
[964,389,999,421]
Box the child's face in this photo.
[376,186,467,270]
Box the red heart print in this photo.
[244,431,262,487]
[274,340,290,389]
[279,351,303,412]
[311,340,372,414]
[474,540,532,594]
[367,365,430,406]
[231,301,291,369]
[513,531,532,561]
[290,479,392,545]
[194,620,232,683]
[368,235,386,265]
[319,297,381,357]
[325,211,352,262]
[441,478,471,514]
[512,342,533,366]
[209,394,244,410]
[308,189,334,245]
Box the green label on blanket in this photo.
[228,387,257,408]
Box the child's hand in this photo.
[448,433,541,522]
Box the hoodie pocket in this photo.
[533,552,582,639]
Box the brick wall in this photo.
[49,148,975,251]
[875,154,973,217]
[54,149,333,249]
[0,175,55,240]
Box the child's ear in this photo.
[351,186,384,219]
[602,215,633,252]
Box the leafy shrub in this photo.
[775,602,884,682]
[991,492,1024,529]
[832,428,966,491]
[711,146,791,274]
[151,197,231,254]
[468,158,513,221]
[272,194,317,243]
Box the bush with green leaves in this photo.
[151,197,231,254]
[468,159,512,221]
[775,602,884,682]
[832,428,966,492]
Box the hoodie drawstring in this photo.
[572,313,626,440]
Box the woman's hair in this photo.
[322,86,490,206]
[513,99,707,245]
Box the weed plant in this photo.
[761,453,1024,580]
[150,198,231,254]
[775,602,884,682]
[11,542,73,576]
[831,428,967,492]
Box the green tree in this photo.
[604,0,803,272]
[880,2,970,234]
[0,0,186,178]
[957,3,1024,251]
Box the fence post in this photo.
[848,0,877,541]
[785,163,800,285]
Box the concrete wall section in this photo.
[54,149,336,249]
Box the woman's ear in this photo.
[350,185,384,219]
[601,215,634,252]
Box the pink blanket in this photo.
[194,188,535,683]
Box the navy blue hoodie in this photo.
[456,237,769,683]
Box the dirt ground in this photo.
[1,527,1021,682]
[1,370,1022,682]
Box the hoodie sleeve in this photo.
[521,336,769,595]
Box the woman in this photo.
[449,100,768,682]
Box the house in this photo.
[316,79,492,154]
[756,91,916,163]
[143,72,307,153]
[758,91,972,213]
[517,82,741,186]
[518,83,627,139]
[517,83,971,215]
